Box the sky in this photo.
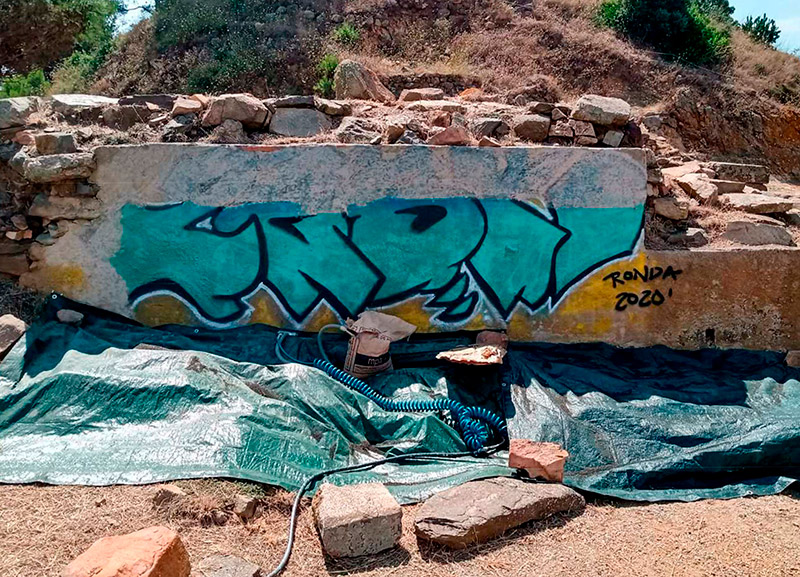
[730,0,800,53]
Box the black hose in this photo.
[264,444,503,577]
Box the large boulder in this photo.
[722,193,793,215]
[333,60,395,103]
[722,220,795,247]
[0,97,40,129]
[512,114,551,142]
[708,162,769,184]
[23,153,95,183]
[312,482,402,558]
[415,477,584,549]
[51,94,118,119]
[201,94,270,129]
[572,94,631,127]
[62,526,190,577]
[269,108,332,137]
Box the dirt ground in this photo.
[1,480,799,577]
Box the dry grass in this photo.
[730,29,800,106]
[2,480,800,577]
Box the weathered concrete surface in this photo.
[18,142,800,350]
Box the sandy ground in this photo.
[1,480,799,577]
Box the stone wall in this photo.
[7,140,800,351]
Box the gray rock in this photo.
[233,495,259,521]
[335,117,381,143]
[396,129,424,144]
[28,194,102,220]
[333,60,395,103]
[710,179,746,193]
[647,167,664,184]
[35,132,78,155]
[0,141,21,162]
[784,209,800,226]
[676,173,719,205]
[194,554,262,577]
[572,94,631,127]
[528,102,555,114]
[103,105,151,130]
[399,87,445,102]
[668,227,709,247]
[152,484,187,508]
[415,477,584,549]
[653,196,689,220]
[271,95,316,108]
[549,120,573,138]
[162,115,196,141]
[722,220,795,246]
[312,482,402,558]
[513,114,550,142]
[470,117,503,138]
[603,130,624,147]
[0,97,40,129]
[269,108,332,137]
[314,98,351,116]
[708,162,769,184]
[57,309,85,325]
[0,314,27,359]
[722,193,793,214]
[208,119,247,144]
[551,108,568,121]
[23,153,95,183]
[202,94,270,129]
[119,94,178,110]
[404,100,465,113]
[51,94,118,117]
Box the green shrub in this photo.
[0,69,51,98]
[313,54,339,97]
[333,23,360,46]
[597,0,731,67]
[742,14,781,47]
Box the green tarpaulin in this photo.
[0,295,798,502]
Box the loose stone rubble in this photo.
[414,477,585,548]
[0,58,798,283]
[312,482,402,558]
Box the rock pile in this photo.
[651,158,798,248]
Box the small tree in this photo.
[742,14,781,47]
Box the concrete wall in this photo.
[19,143,800,349]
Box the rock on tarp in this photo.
[0,295,799,502]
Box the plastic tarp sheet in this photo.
[0,295,798,502]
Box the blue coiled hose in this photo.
[275,331,507,453]
[311,358,506,454]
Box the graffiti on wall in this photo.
[111,197,645,328]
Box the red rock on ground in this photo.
[508,439,569,482]
[62,525,190,577]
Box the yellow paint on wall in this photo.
[36,264,86,295]
[134,295,196,326]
